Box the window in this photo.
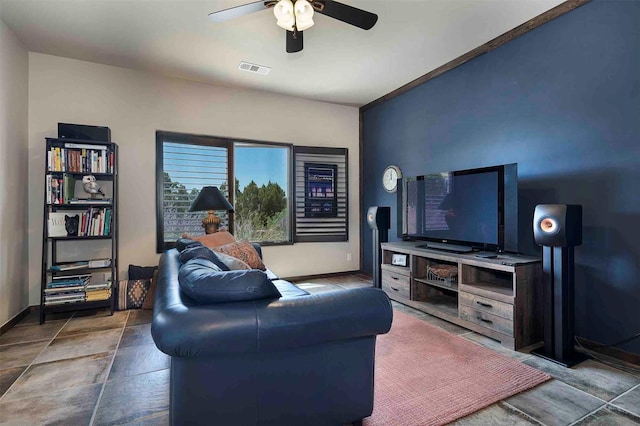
[156,132,292,252]
[156,133,232,251]
[234,143,291,243]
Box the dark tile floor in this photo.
[1,275,639,425]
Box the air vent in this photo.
[238,61,271,75]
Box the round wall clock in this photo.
[382,165,402,193]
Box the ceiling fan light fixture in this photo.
[294,0,314,31]
[274,0,295,31]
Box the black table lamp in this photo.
[189,186,234,234]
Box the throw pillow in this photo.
[191,231,236,249]
[116,279,150,310]
[129,264,158,280]
[213,251,251,270]
[178,258,281,304]
[178,245,231,271]
[212,239,266,270]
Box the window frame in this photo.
[156,131,294,252]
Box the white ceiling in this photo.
[0,0,564,107]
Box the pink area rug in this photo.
[365,310,550,426]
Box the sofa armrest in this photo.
[255,288,393,352]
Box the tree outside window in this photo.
[233,144,290,244]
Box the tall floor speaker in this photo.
[367,207,390,288]
[531,204,587,367]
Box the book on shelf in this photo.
[68,198,112,205]
[45,295,86,305]
[63,175,75,203]
[52,273,91,280]
[48,144,113,174]
[86,282,112,291]
[47,212,68,237]
[88,259,111,268]
[48,275,91,288]
[85,289,111,302]
[46,175,63,204]
[46,293,85,300]
[64,142,108,150]
[45,291,86,300]
[44,285,85,293]
[48,280,89,289]
[50,261,89,271]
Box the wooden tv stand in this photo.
[381,241,542,350]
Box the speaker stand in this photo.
[531,347,588,368]
[371,228,389,289]
[532,246,588,368]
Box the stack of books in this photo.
[45,274,91,305]
[78,207,112,236]
[47,144,113,174]
[85,281,112,302]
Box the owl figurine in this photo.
[82,175,105,198]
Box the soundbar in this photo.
[418,242,474,253]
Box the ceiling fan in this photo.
[208,0,378,53]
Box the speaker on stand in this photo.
[531,204,588,367]
[367,206,391,288]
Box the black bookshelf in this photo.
[40,137,119,324]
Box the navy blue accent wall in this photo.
[362,0,640,354]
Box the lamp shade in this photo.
[294,0,314,31]
[274,0,295,31]
[189,186,234,212]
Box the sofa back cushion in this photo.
[178,258,281,304]
[176,238,203,252]
[178,245,231,271]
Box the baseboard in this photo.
[0,305,33,336]
[283,270,367,283]
[576,336,640,367]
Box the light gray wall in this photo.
[0,17,29,326]
[28,53,360,306]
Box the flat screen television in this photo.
[399,163,518,253]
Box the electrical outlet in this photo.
[346,253,352,262]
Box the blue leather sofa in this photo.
[151,247,393,426]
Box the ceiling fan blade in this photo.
[208,1,269,23]
[316,0,377,30]
[286,30,303,53]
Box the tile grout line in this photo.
[607,381,640,416]
[501,401,551,426]
[0,314,75,403]
[609,381,640,404]
[88,310,130,426]
[603,401,640,420]
[567,401,609,426]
